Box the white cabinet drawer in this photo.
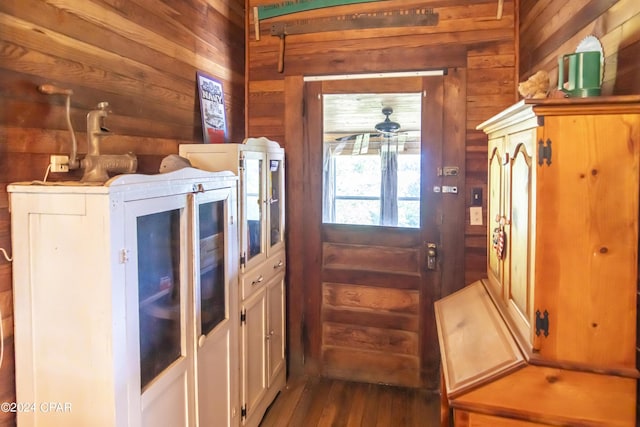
[241,251,286,301]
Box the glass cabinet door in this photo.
[268,157,283,250]
[243,152,265,268]
[197,199,226,335]
[136,208,183,389]
[192,187,239,427]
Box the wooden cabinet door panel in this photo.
[487,137,506,295]
[506,130,535,345]
[534,113,639,370]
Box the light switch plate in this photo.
[470,206,483,226]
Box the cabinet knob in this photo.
[251,275,264,286]
[495,215,510,226]
[273,260,284,269]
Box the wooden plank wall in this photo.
[246,0,519,376]
[0,1,245,425]
[519,0,640,95]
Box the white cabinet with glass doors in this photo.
[8,168,239,427]
[179,137,286,427]
[180,137,285,271]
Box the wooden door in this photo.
[303,76,444,388]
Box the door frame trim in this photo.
[284,70,467,385]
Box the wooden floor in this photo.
[259,376,441,427]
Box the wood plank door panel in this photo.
[321,225,423,387]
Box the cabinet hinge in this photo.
[535,309,549,337]
[538,139,552,166]
[119,249,129,264]
[240,309,246,325]
[239,156,245,170]
[240,253,246,268]
[241,404,247,420]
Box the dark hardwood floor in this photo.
[260,377,441,427]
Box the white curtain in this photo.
[380,136,398,226]
[323,143,336,223]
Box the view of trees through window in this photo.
[333,154,420,227]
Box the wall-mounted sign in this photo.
[197,71,227,143]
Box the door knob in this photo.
[426,243,437,270]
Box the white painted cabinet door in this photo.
[192,188,240,427]
[241,289,267,421]
[124,194,195,427]
[266,273,285,386]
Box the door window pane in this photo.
[137,209,181,389]
[198,200,226,335]
[397,154,421,228]
[335,199,380,225]
[322,93,421,228]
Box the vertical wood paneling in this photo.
[0,1,244,425]
[464,39,517,288]
[283,75,305,376]
[300,80,324,376]
[441,68,469,298]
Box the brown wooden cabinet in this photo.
[436,96,640,426]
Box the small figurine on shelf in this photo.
[518,70,551,99]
